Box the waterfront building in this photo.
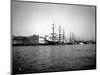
[28,35,39,44]
[39,36,46,44]
[12,36,24,44]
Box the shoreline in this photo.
[12,43,95,46]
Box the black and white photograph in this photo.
[12,0,96,74]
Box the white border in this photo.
[0,0,99,75]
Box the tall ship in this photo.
[44,23,65,45]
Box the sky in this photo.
[12,1,96,40]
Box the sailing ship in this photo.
[44,23,65,45]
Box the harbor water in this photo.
[13,44,96,74]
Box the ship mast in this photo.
[70,32,72,42]
[52,22,55,41]
[63,29,65,43]
[70,32,75,43]
[59,25,61,43]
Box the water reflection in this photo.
[13,44,96,74]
